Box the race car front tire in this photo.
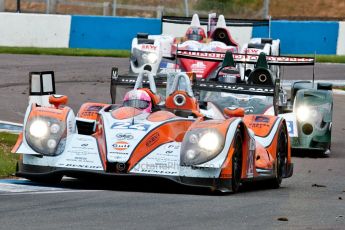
[267,126,288,188]
[231,129,243,193]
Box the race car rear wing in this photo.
[162,16,269,27]
[193,80,275,97]
[176,50,315,66]
[161,14,270,41]
[111,67,275,101]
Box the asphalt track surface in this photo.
[0,54,344,230]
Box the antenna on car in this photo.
[268,16,272,38]
[312,52,316,88]
[175,43,179,73]
[244,49,247,81]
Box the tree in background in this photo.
[194,0,264,19]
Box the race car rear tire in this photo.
[231,129,243,193]
[268,126,288,189]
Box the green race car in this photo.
[180,50,333,155]
[286,81,333,155]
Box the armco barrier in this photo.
[69,16,161,50]
[253,20,339,55]
[0,12,71,48]
[0,13,343,55]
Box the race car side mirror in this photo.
[29,71,56,107]
[49,95,68,108]
[224,107,244,118]
[29,71,55,96]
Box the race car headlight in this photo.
[147,53,158,64]
[29,120,49,138]
[296,106,317,122]
[181,128,225,166]
[142,52,158,64]
[25,117,66,156]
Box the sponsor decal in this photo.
[77,137,91,141]
[177,50,314,64]
[249,123,270,129]
[244,48,260,54]
[146,132,160,147]
[196,82,274,94]
[111,122,150,131]
[191,61,206,73]
[81,111,95,117]
[116,133,134,140]
[166,144,179,150]
[36,107,63,114]
[112,141,130,151]
[141,44,157,51]
[64,164,102,169]
[255,116,270,123]
[87,105,103,112]
[109,151,129,155]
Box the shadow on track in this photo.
[18,175,288,196]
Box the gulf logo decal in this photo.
[112,141,130,151]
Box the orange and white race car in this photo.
[12,70,293,193]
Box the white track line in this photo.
[0,189,100,196]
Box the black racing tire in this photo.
[231,129,243,193]
[268,126,288,189]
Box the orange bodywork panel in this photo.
[243,115,278,137]
[219,120,252,179]
[255,142,274,169]
[49,95,68,109]
[147,111,177,122]
[93,116,107,170]
[11,132,23,153]
[28,104,70,122]
[77,103,109,120]
[111,107,142,120]
[127,120,194,171]
[165,91,202,117]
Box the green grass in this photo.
[0,132,19,178]
[0,46,130,58]
[314,55,345,63]
[331,85,345,90]
[289,54,345,63]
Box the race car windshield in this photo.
[187,34,203,41]
[200,91,273,115]
[123,99,150,110]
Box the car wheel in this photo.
[231,129,243,193]
[269,126,287,188]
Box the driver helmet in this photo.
[123,89,152,113]
[185,26,206,42]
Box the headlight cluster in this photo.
[180,128,225,166]
[25,117,66,156]
[142,52,158,64]
[296,106,318,122]
[132,48,158,66]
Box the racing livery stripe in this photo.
[127,120,193,171]
[94,117,107,170]
[11,132,23,153]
